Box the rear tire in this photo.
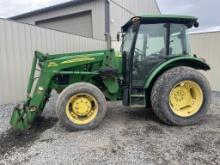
[151,66,211,126]
[56,82,107,131]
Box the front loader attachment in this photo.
[10,51,49,130]
[9,49,112,130]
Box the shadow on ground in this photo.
[0,117,58,158]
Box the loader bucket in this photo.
[10,105,32,130]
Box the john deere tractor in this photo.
[10,15,211,131]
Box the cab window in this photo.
[170,24,190,55]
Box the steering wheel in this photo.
[134,48,145,61]
[133,48,145,74]
[135,48,145,56]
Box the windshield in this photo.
[121,24,136,55]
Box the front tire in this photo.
[56,82,107,131]
[151,66,211,126]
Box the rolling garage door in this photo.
[36,11,93,38]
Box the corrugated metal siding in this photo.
[112,41,121,51]
[110,0,160,40]
[0,19,107,105]
[190,32,220,91]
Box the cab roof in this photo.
[122,14,198,31]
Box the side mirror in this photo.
[122,51,127,59]
[194,21,199,28]
[117,32,120,42]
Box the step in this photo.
[130,96,146,106]
[129,104,146,108]
[130,94,145,98]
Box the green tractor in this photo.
[10,15,211,131]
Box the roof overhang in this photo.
[122,14,198,31]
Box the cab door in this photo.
[130,24,168,106]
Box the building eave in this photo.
[9,0,96,20]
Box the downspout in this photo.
[105,33,112,49]
[105,0,111,49]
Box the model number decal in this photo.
[61,57,95,64]
[48,57,95,67]
[48,62,58,67]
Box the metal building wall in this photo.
[190,32,220,91]
[0,19,107,105]
[109,0,160,40]
[36,11,93,38]
[12,0,106,40]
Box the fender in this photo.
[144,56,210,89]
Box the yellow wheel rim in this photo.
[169,80,203,117]
[65,93,98,125]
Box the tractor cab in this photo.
[120,15,199,107]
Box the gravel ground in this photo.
[0,92,220,165]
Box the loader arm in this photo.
[10,51,53,129]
